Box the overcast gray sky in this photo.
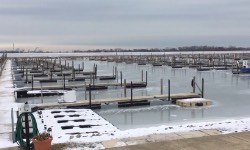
[1,0,250,51]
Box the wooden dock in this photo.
[35,93,201,109]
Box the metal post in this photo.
[25,69,28,83]
[84,82,87,100]
[161,79,163,95]
[24,112,30,150]
[116,67,118,83]
[93,73,95,86]
[192,76,195,93]
[202,78,204,98]
[31,75,34,90]
[124,79,127,97]
[120,71,123,87]
[63,74,65,90]
[41,83,43,103]
[141,70,144,82]
[89,84,92,108]
[78,64,80,73]
[50,69,52,80]
[95,64,97,79]
[11,108,15,143]
[130,81,133,104]
[168,79,170,101]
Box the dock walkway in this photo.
[36,93,200,108]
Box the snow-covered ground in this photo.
[0,60,19,148]
[35,108,250,144]
[2,59,250,149]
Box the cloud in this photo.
[0,0,250,51]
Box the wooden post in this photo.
[202,78,204,98]
[130,81,133,104]
[89,84,92,108]
[146,71,148,85]
[120,71,123,87]
[161,79,163,95]
[82,62,84,70]
[168,79,170,101]
[124,79,127,97]
[192,76,196,93]
[31,75,34,90]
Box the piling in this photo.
[168,79,170,101]
[31,75,34,90]
[84,82,87,100]
[95,64,97,79]
[124,79,127,97]
[115,67,118,83]
[63,74,65,90]
[120,71,123,87]
[192,76,196,93]
[141,70,144,81]
[89,84,92,108]
[130,81,133,104]
[25,69,28,83]
[160,79,163,95]
[202,78,204,98]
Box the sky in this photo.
[0,0,250,51]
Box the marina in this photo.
[2,51,250,149]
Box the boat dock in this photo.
[35,92,202,109]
